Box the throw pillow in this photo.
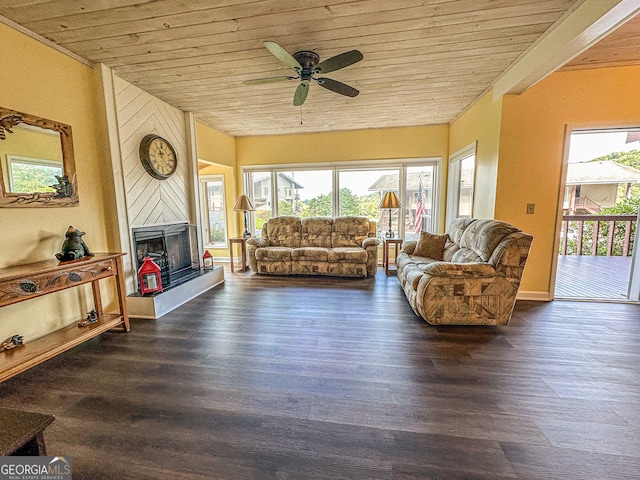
[414,231,448,260]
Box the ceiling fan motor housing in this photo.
[293,51,320,79]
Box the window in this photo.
[405,165,436,240]
[245,171,273,235]
[7,155,63,193]
[276,170,332,217]
[243,159,440,238]
[447,143,476,225]
[200,175,227,247]
[341,169,399,237]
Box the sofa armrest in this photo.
[362,237,380,248]
[422,262,496,278]
[400,241,417,255]
[247,237,269,248]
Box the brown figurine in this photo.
[55,226,94,262]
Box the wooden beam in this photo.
[492,0,640,99]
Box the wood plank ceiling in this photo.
[0,0,636,137]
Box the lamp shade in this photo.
[379,191,401,209]
[233,194,255,212]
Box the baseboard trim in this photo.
[517,291,552,301]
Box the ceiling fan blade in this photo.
[316,78,359,98]
[293,80,310,106]
[243,76,296,85]
[264,41,302,70]
[314,50,363,74]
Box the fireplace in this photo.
[132,223,200,292]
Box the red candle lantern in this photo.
[138,257,163,295]
[203,250,213,270]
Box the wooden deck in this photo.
[555,255,632,300]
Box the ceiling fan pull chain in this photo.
[300,105,303,125]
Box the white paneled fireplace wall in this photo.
[97,64,223,317]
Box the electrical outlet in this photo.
[526,203,535,214]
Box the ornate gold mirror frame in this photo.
[0,107,78,207]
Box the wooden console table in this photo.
[0,253,129,383]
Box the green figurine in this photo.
[55,225,94,261]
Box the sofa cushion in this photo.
[257,261,292,275]
[328,248,368,263]
[450,248,483,263]
[414,231,449,259]
[293,261,328,275]
[403,263,430,290]
[265,216,301,248]
[421,262,496,277]
[446,217,476,245]
[442,241,459,262]
[458,218,519,262]
[255,247,293,262]
[327,262,367,277]
[292,247,329,262]
[331,216,369,247]
[301,217,333,248]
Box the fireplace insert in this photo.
[132,223,199,293]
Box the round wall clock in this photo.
[139,134,178,180]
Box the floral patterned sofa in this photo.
[247,216,379,277]
[397,218,533,325]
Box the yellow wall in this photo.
[497,65,640,296]
[449,92,503,219]
[0,24,117,340]
[236,124,450,230]
[237,125,449,164]
[196,121,236,169]
[195,121,241,245]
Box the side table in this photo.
[383,238,404,275]
[229,237,248,273]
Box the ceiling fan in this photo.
[243,41,363,106]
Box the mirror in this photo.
[0,107,77,207]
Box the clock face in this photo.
[139,134,178,180]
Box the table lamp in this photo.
[379,191,401,238]
[234,194,255,238]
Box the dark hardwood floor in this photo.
[1,267,639,479]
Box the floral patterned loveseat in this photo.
[397,218,533,325]
[247,216,379,277]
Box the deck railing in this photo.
[560,214,637,256]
